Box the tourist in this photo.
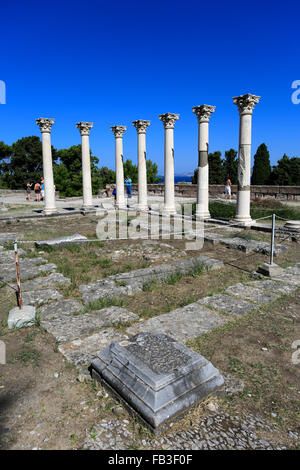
[125,176,132,198]
[26,182,33,201]
[225,176,232,201]
[41,177,45,201]
[112,185,117,204]
[34,181,41,202]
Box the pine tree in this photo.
[251,143,271,185]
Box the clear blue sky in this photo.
[1,0,299,174]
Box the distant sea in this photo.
[157,175,192,183]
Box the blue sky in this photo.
[1,0,299,174]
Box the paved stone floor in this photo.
[83,412,290,450]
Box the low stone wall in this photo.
[125,184,300,200]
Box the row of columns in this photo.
[35,93,260,224]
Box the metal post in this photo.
[270,213,275,265]
[14,239,22,309]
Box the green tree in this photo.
[223,148,238,184]
[146,159,162,183]
[55,145,103,197]
[1,136,58,189]
[269,154,300,185]
[208,151,224,184]
[123,159,138,183]
[251,143,271,185]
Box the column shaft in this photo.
[232,93,260,225]
[81,134,93,209]
[137,132,148,210]
[235,113,252,222]
[164,127,176,214]
[115,136,126,208]
[41,132,57,214]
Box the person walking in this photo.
[112,184,117,205]
[26,182,33,201]
[34,181,41,202]
[225,176,232,201]
[125,176,132,198]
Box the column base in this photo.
[161,208,177,216]
[232,217,254,227]
[43,208,58,216]
[136,204,149,212]
[195,211,211,220]
[257,262,284,278]
[116,203,127,210]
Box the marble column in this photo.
[233,93,260,225]
[36,118,57,215]
[159,113,179,215]
[132,120,150,211]
[76,122,94,210]
[111,126,127,209]
[192,104,215,219]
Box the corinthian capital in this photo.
[159,113,179,129]
[192,104,216,123]
[232,93,260,115]
[111,125,127,138]
[36,118,55,133]
[76,122,93,136]
[132,120,151,134]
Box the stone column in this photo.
[192,104,215,219]
[159,113,179,215]
[76,122,94,211]
[132,120,150,211]
[111,126,127,209]
[36,118,57,215]
[233,93,260,225]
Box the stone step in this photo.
[21,272,71,292]
[38,299,84,320]
[246,279,298,295]
[224,283,278,304]
[41,306,138,343]
[198,294,257,316]
[79,255,223,304]
[0,260,57,283]
[0,249,26,263]
[126,303,228,342]
[22,287,64,306]
[58,329,128,366]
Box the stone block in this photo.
[21,288,64,306]
[198,294,256,315]
[42,306,138,343]
[38,299,84,320]
[126,303,228,342]
[35,234,88,248]
[8,305,36,329]
[90,332,224,433]
[58,329,128,366]
[224,283,278,303]
[21,272,71,292]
